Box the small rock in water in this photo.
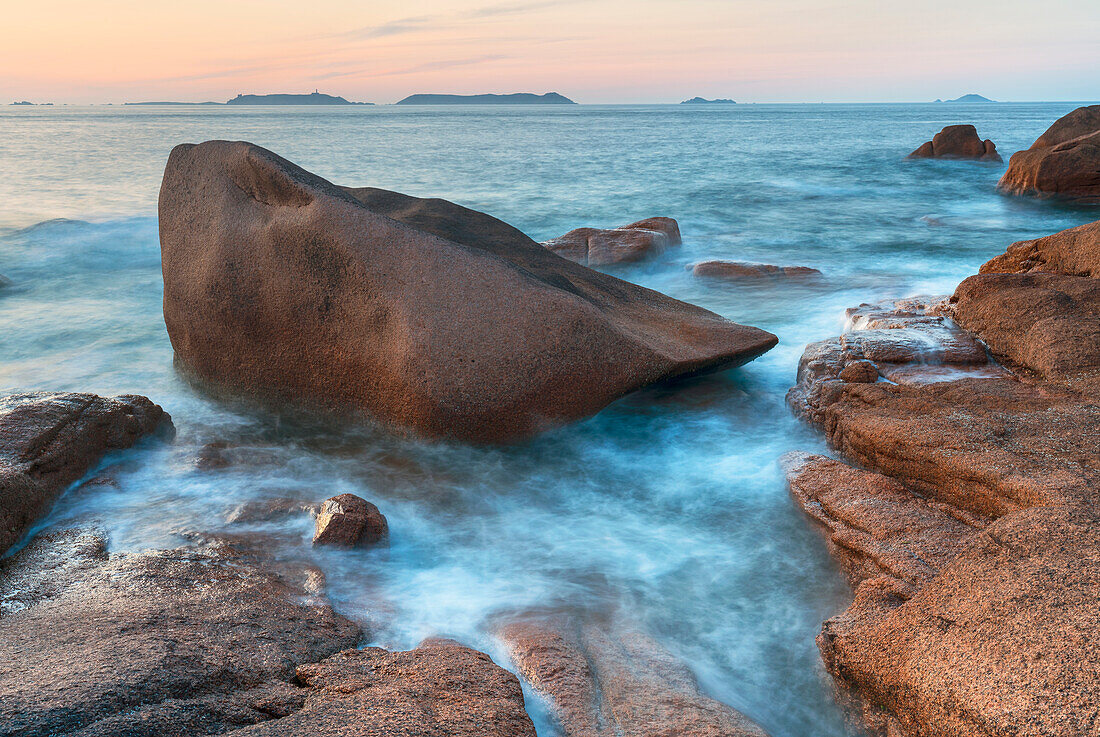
[313,493,388,547]
[907,124,1001,161]
[692,260,821,280]
[542,217,681,265]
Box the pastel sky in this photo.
[4,0,1098,103]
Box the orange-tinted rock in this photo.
[979,218,1100,278]
[497,615,769,737]
[312,493,388,547]
[998,105,1100,202]
[818,505,1100,737]
[788,298,1098,517]
[542,217,681,265]
[0,392,171,556]
[692,260,821,280]
[159,142,776,443]
[908,125,1001,161]
[951,271,1100,382]
[0,527,363,737]
[782,452,982,590]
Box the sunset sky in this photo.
[4,0,1098,104]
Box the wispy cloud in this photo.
[328,0,580,42]
[311,54,510,81]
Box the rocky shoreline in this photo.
[784,217,1100,736]
[3,106,1100,736]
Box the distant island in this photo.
[681,97,736,104]
[226,92,371,105]
[10,101,52,106]
[395,92,575,105]
[935,94,996,103]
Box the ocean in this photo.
[0,102,1094,736]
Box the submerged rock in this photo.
[542,217,682,265]
[159,142,776,443]
[908,124,1001,161]
[0,392,170,556]
[498,614,769,737]
[785,223,1100,736]
[313,493,388,547]
[998,105,1100,202]
[692,260,821,280]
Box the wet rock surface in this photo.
[908,124,1001,161]
[0,391,170,556]
[498,614,769,737]
[999,105,1100,202]
[313,493,388,547]
[542,217,681,265]
[159,142,775,443]
[0,527,363,737]
[691,260,821,280]
[786,223,1100,736]
[229,639,536,737]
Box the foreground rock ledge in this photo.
[0,391,171,556]
[0,527,536,737]
[784,219,1100,736]
[159,142,776,442]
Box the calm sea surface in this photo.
[0,102,1096,736]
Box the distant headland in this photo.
[681,97,736,104]
[226,92,371,105]
[935,94,996,103]
[395,92,575,105]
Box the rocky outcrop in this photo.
[229,640,536,736]
[0,527,363,737]
[160,142,776,443]
[312,493,388,547]
[497,614,769,737]
[908,125,1001,161]
[692,260,821,280]
[785,222,1100,736]
[998,105,1100,202]
[542,217,681,265]
[980,219,1100,278]
[0,392,170,556]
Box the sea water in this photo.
[0,102,1094,736]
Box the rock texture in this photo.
[998,105,1100,202]
[313,493,388,547]
[160,142,776,443]
[0,392,170,556]
[0,527,363,737]
[229,639,536,736]
[980,219,1100,278]
[908,125,1001,161]
[785,223,1100,736]
[498,615,769,737]
[692,260,821,280]
[542,217,682,266]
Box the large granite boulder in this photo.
[908,124,1001,161]
[998,105,1100,202]
[542,217,682,266]
[0,392,170,556]
[159,142,776,443]
[497,614,769,737]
